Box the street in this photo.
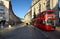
[0,24,60,39]
[0,0,60,39]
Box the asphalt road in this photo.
[42,30,60,39]
[0,25,60,39]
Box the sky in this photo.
[11,0,32,18]
[59,0,60,7]
[11,0,60,18]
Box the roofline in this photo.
[9,1,20,20]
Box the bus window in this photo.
[40,20,45,24]
[47,20,56,26]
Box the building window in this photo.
[0,9,4,11]
[39,3,41,12]
[0,1,4,13]
[46,0,50,10]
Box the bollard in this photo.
[9,25,12,28]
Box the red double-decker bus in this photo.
[31,10,56,30]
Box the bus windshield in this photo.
[47,20,56,26]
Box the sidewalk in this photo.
[56,26,60,31]
[0,23,25,33]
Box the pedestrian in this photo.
[26,23,28,25]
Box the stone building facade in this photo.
[0,0,21,25]
[31,0,58,18]
[24,9,32,24]
[0,0,10,22]
[24,0,59,25]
